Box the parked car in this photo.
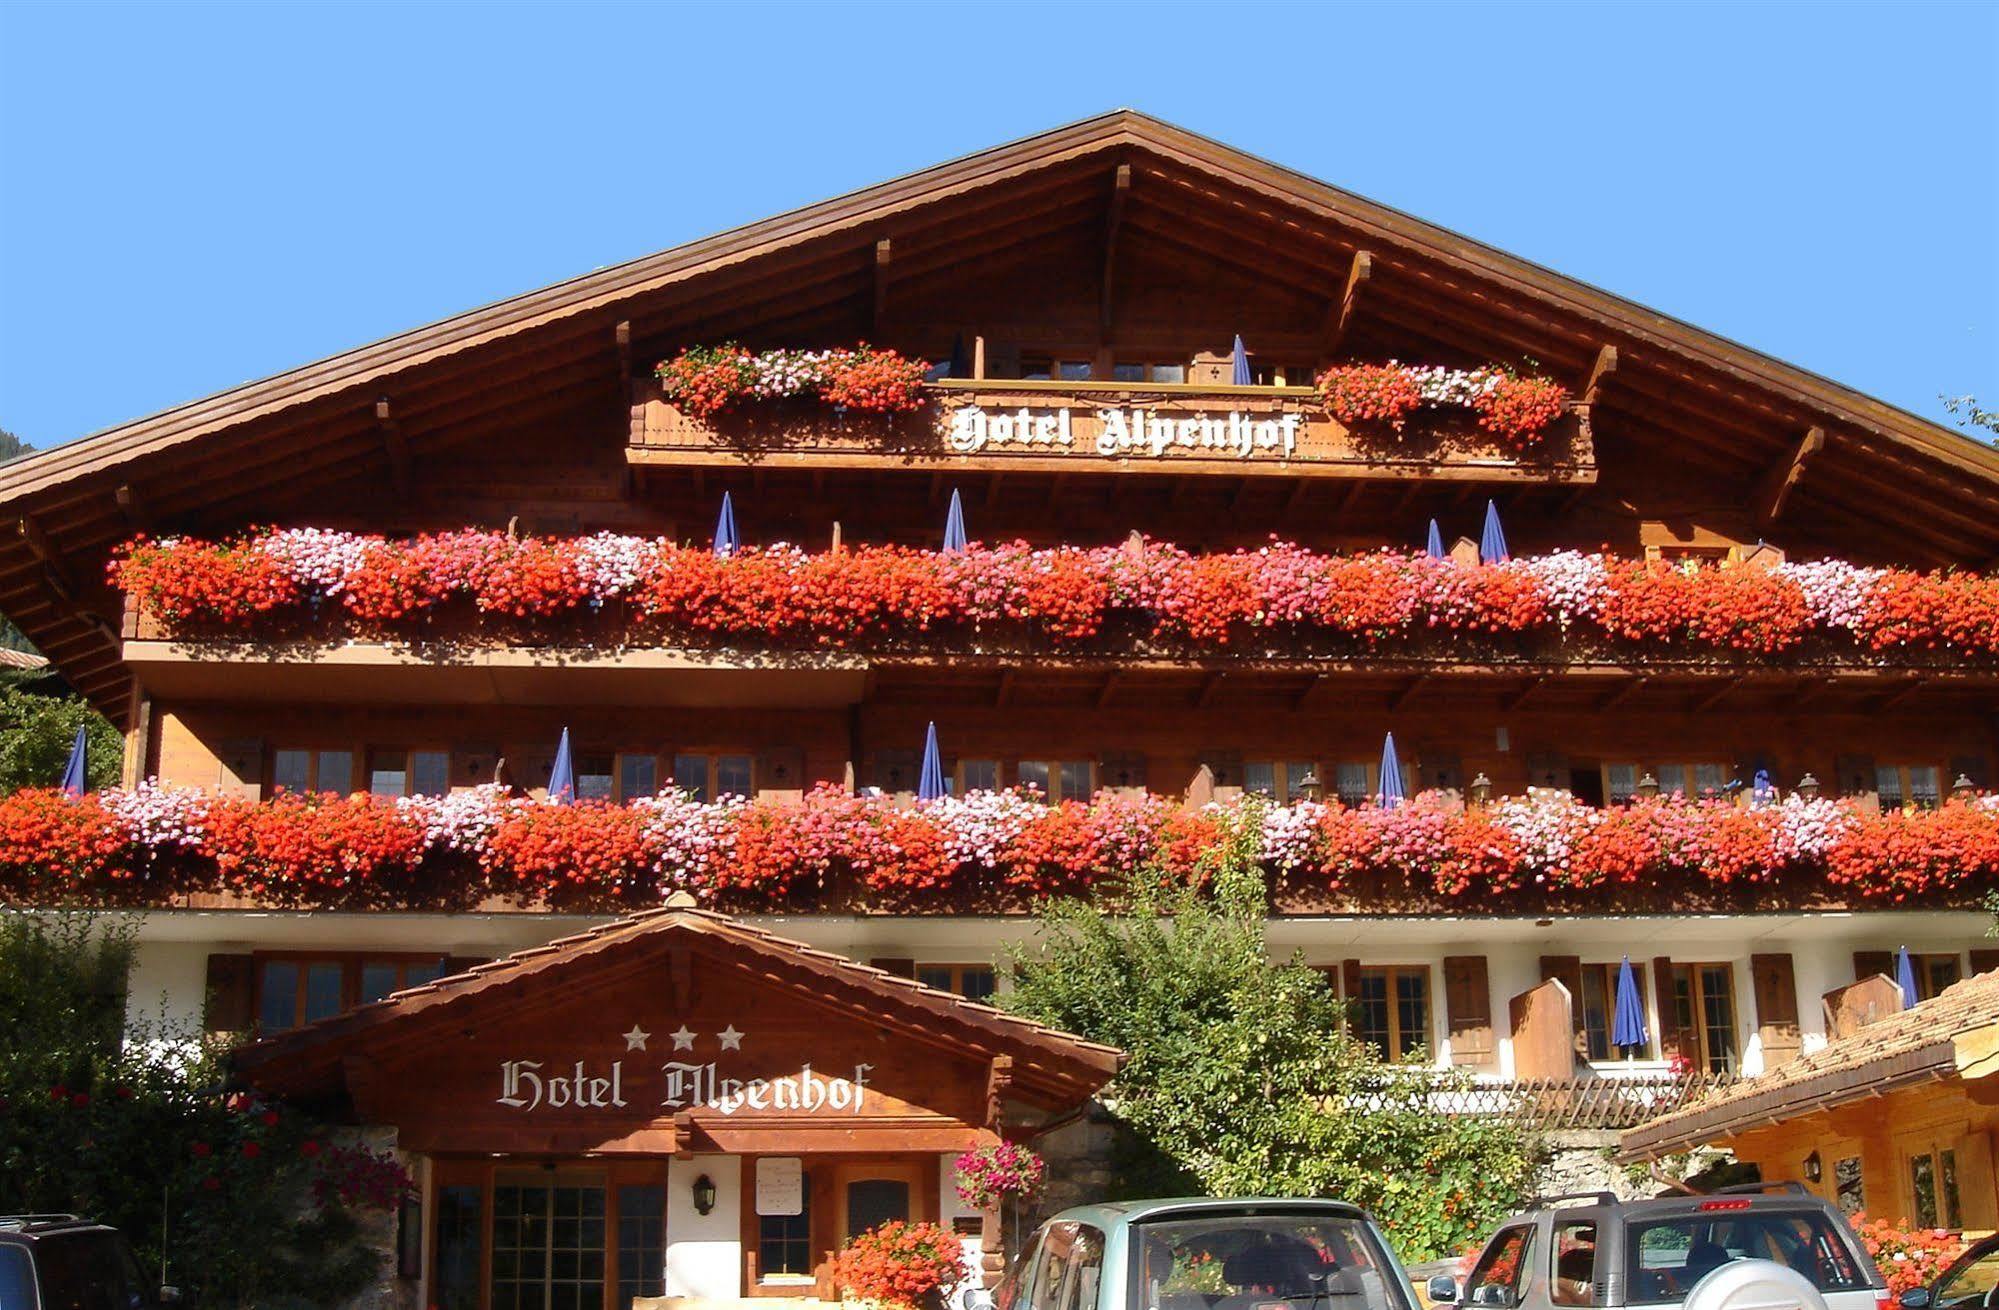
[1429,1185,1885,1310]
[0,1215,174,1310]
[966,1197,1419,1310]
[1900,1233,1999,1310]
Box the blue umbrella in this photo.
[1230,335,1252,386]
[948,332,970,379]
[917,722,947,801]
[714,491,739,557]
[943,489,968,554]
[1896,946,1919,1009]
[58,724,88,799]
[548,728,576,806]
[1611,956,1649,1052]
[1479,499,1510,564]
[1377,732,1405,810]
[1426,519,1446,560]
[1751,768,1776,808]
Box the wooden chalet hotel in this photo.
[4,111,1999,1305]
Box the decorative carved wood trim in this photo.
[873,239,893,334]
[1756,425,1826,530]
[1320,249,1374,357]
[114,483,144,531]
[985,1054,1014,1130]
[1581,344,1619,408]
[1100,163,1131,343]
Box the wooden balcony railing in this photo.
[1347,1073,1733,1131]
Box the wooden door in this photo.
[834,1160,926,1241]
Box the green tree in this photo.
[0,913,394,1308]
[0,426,31,463]
[0,685,121,792]
[1941,395,1999,443]
[1004,812,1537,1261]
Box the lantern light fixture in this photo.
[692,1173,718,1216]
[1796,773,1821,802]
[1469,773,1493,809]
[1635,773,1661,801]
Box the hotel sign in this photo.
[494,1025,875,1118]
[947,405,1303,461]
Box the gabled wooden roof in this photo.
[1620,965,1999,1159]
[4,110,1995,719]
[231,905,1122,1107]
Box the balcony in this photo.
[628,377,1598,483]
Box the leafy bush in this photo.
[0,686,120,794]
[1004,808,1537,1262]
[0,913,403,1307]
[831,1219,968,1309]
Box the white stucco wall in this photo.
[666,1154,742,1300]
[125,937,210,1039]
[940,1151,983,1296]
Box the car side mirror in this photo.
[1900,1291,1931,1310]
[962,1289,996,1310]
[1427,1277,1460,1304]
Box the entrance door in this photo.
[835,1161,925,1240]
[492,1172,607,1310]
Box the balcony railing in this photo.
[112,531,1999,678]
[1348,1073,1733,1132]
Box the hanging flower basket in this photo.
[954,1142,1047,1210]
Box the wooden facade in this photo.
[6,112,1999,1306]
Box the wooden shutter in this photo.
[1970,950,1999,977]
[1417,748,1463,796]
[1197,751,1243,789]
[869,957,916,979]
[216,737,264,798]
[1508,979,1579,1079]
[1443,956,1495,1068]
[1098,752,1148,795]
[1653,957,1693,1062]
[1835,754,1879,810]
[872,749,917,796]
[1854,950,1894,983]
[1750,953,1802,1069]
[1340,959,1362,1037]
[203,952,255,1036]
[757,747,805,800]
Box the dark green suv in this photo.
[0,1216,171,1310]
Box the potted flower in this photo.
[954,1141,1046,1211]
[830,1219,968,1310]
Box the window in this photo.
[256,953,450,1031]
[1056,360,1093,381]
[757,1167,813,1279]
[1134,1211,1401,1310]
[671,753,753,802]
[1932,1237,1999,1308]
[1670,963,1739,1074]
[1577,962,1652,1061]
[1016,760,1093,803]
[271,747,354,796]
[1351,966,1430,1061]
[1244,760,1318,803]
[1613,761,1732,801]
[1878,764,1943,811]
[1466,1224,1535,1307]
[1332,761,1373,807]
[1551,1221,1598,1307]
[1910,953,1964,1001]
[1833,1155,1864,1218]
[616,1184,666,1306]
[1910,1147,1963,1229]
[1019,355,1053,382]
[492,1173,606,1310]
[618,753,658,802]
[577,755,616,802]
[917,964,997,1003]
[1111,360,1187,384]
[367,749,449,798]
[1623,1211,1863,1304]
[959,759,999,792]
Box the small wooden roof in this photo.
[231,905,1122,1109]
[1620,966,1999,1160]
[5,110,1997,719]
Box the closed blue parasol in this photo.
[943,489,968,554]
[1378,731,1405,810]
[1897,946,1919,1009]
[548,728,576,806]
[59,724,88,799]
[1611,956,1649,1052]
[1751,768,1776,808]
[1230,335,1252,386]
[918,721,947,801]
[1426,519,1446,559]
[714,492,739,557]
[1479,499,1510,564]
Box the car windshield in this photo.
[1135,1212,1408,1310]
[1624,1209,1868,1304]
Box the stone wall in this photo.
[340,1127,418,1310]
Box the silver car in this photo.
[1430,1186,1886,1310]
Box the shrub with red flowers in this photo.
[654,344,930,419]
[831,1219,968,1310]
[1317,362,1570,450]
[2,784,1995,915]
[114,530,1999,669]
[1851,1214,1966,1295]
[953,1141,1046,1209]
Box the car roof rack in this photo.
[1531,1191,1621,1209]
[1710,1182,1810,1196]
[0,1214,84,1231]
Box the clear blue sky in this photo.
[2,0,1994,449]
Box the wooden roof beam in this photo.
[13,515,77,605]
[113,484,144,532]
[1599,675,1650,711]
[1320,249,1373,360]
[994,667,1016,709]
[1292,672,1329,710]
[1390,674,1432,711]
[872,238,892,334]
[1874,676,1930,712]
[1194,671,1226,708]
[1692,675,1748,713]
[1580,344,1619,408]
[1094,670,1122,709]
[1502,676,1549,712]
[374,399,412,499]
[1755,425,1826,531]
[1099,163,1131,344]
[614,320,632,388]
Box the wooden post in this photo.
[981,1056,1015,1286]
[972,335,986,380]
